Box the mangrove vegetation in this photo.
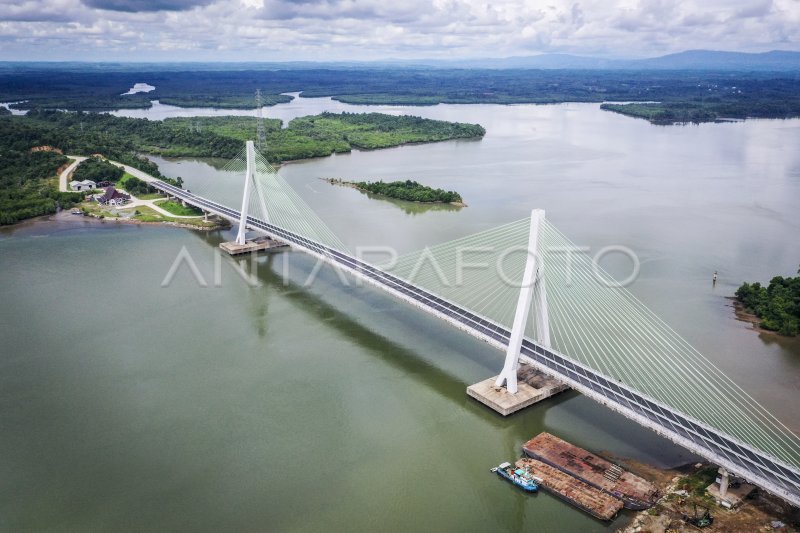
[354,179,464,204]
[735,268,800,336]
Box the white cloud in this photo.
[0,0,797,60]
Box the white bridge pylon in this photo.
[235,140,272,245]
[495,208,551,394]
[235,140,256,246]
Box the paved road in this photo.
[58,156,87,192]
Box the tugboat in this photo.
[491,462,539,492]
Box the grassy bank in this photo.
[78,203,220,229]
[155,200,204,217]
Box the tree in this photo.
[736,268,800,336]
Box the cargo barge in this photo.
[514,458,624,520]
[523,432,659,510]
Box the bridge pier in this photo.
[467,209,567,415]
[221,140,287,256]
[719,467,730,498]
[219,236,288,255]
[706,466,757,508]
[467,363,568,416]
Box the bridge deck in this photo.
[148,178,800,507]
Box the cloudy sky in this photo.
[1,0,798,61]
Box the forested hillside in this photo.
[0,121,82,225]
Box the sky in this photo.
[1,0,799,61]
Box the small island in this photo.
[601,103,718,125]
[328,178,465,206]
[734,267,800,336]
[601,96,800,125]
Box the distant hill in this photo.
[407,50,800,71]
[627,50,800,70]
[2,50,799,72]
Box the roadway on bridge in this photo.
[89,156,800,507]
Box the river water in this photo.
[2,96,799,531]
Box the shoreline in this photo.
[612,457,799,533]
[1,208,228,233]
[75,209,229,231]
[726,296,779,336]
[274,136,483,168]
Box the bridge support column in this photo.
[719,467,730,498]
[220,140,287,257]
[495,209,550,394]
[235,140,255,246]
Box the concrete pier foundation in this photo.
[467,364,568,416]
[707,469,755,508]
[220,236,288,256]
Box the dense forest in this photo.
[735,269,800,336]
[120,176,157,196]
[0,113,173,225]
[22,111,241,159]
[266,112,484,160]
[601,103,718,124]
[0,131,82,225]
[71,158,124,183]
[354,179,463,204]
[164,113,484,160]
[601,97,800,124]
[0,113,169,179]
[8,111,483,162]
[2,68,800,120]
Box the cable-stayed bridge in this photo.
[131,142,800,507]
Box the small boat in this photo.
[491,462,539,492]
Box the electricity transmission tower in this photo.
[255,89,266,150]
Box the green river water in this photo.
[1,99,799,531]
